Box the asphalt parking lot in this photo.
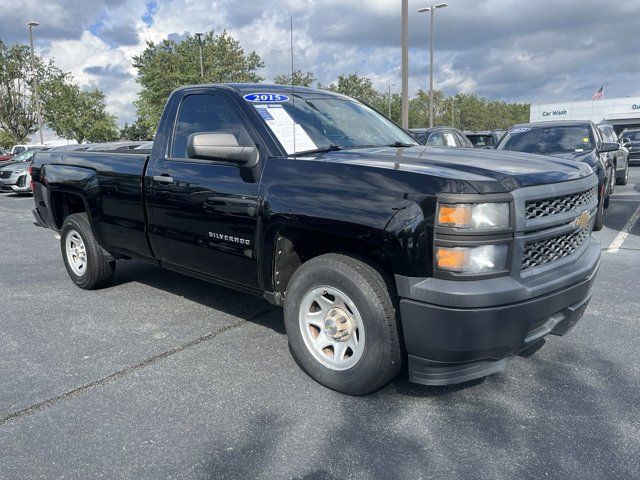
[1,172,639,480]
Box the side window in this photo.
[426,132,445,146]
[171,94,252,159]
[443,131,457,147]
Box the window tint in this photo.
[171,94,252,158]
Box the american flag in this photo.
[592,85,604,100]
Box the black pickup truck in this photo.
[31,84,600,395]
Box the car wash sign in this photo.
[542,108,568,117]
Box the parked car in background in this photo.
[9,144,46,155]
[464,130,505,149]
[409,127,474,147]
[86,141,148,151]
[134,141,154,151]
[0,147,50,194]
[49,144,95,152]
[0,147,11,162]
[620,129,640,164]
[497,121,618,230]
[597,124,629,185]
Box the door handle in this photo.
[153,175,174,184]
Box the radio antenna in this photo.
[291,16,296,158]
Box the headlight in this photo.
[13,170,26,175]
[436,244,509,274]
[437,202,510,230]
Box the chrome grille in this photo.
[525,188,596,220]
[522,226,590,270]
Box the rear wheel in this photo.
[283,253,402,395]
[60,213,115,289]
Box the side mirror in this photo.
[598,142,619,154]
[187,133,258,167]
[622,137,631,144]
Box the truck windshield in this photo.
[497,126,593,155]
[246,92,418,155]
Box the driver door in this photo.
[146,92,261,289]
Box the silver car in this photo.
[0,147,49,194]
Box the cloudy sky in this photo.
[1,0,639,127]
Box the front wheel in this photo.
[616,163,629,185]
[593,195,605,231]
[60,213,115,289]
[283,253,402,395]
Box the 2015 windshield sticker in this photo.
[508,127,531,134]
[243,93,289,103]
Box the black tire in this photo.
[603,174,612,209]
[616,164,629,185]
[593,195,604,231]
[283,253,402,395]
[60,213,115,289]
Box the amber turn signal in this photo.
[437,204,472,227]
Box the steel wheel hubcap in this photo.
[299,286,365,371]
[65,230,87,276]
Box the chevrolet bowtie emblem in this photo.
[574,211,591,228]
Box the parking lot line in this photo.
[606,203,640,253]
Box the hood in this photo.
[306,146,592,193]
[547,149,598,169]
[0,161,29,171]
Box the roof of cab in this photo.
[173,83,350,99]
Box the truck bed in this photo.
[32,150,153,259]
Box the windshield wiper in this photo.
[387,141,417,148]
[295,145,345,155]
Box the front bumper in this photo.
[0,171,24,192]
[397,237,600,386]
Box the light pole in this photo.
[418,3,447,128]
[28,21,44,145]
[194,32,204,78]
[388,83,396,119]
[401,0,409,129]
[451,95,455,127]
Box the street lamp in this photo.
[194,32,204,78]
[388,83,396,119]
[27,21,44,145]
[418,3,447,128]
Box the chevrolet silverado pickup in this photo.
[31,84,601,395]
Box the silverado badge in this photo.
[574,211,591,228]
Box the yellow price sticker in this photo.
[583,137,589,142]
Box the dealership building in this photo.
[529,96,640,133]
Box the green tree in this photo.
[120,117,154,140]
[42,79,118,143]
[133,30,264,132]
[325,73,382,106]
[408,89,448,128]
[0,40,64,143]
[273,70,315,87]
[0,128,16,149]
